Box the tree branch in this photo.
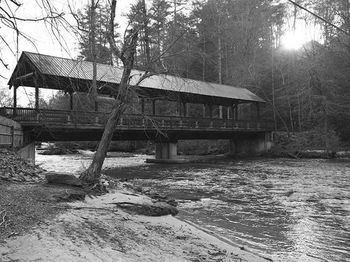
[107,0,123,62]
[0,57,9,69]
[68,3,88,33]
[9,0,21,7]
[0,6,64,22]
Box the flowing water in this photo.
[37,152,350,262]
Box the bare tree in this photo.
[0,0,72,78]
[79,0,142,185]
[89,0,99,111]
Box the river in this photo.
[37,151,350,262]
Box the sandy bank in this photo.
[0,188,269,262]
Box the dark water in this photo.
[105,158,350,262]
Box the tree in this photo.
[79,0,147,184]
[127,0,152,69]
[0,1,69,78]
[75,2,116,64]
[149,0,171,66]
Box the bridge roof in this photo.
[8,52,265,104]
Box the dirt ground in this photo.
[0,182,269,262]
[0,182,81,241]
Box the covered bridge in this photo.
[1,51,272,163]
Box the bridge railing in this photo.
[0,107,272,131]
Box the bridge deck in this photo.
[0,107,272,141]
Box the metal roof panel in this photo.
[22,52,265,103]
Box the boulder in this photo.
[45,172,82,187]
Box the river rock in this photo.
[45,172,82,187]
[115,201,178,216]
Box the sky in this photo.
[0,0,136,106]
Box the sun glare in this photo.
[281,30,308,50]
[281,19,321,50]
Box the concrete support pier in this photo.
[155,142,177,160]
[147,141,187,164]
[0,115,35,164]
[17,141,35,164]
[229,132,272,156]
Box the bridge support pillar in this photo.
[0,115,35,164]
[147,141,182,163]
[229,132,272,156]
[17,141,35,164]
[155,142,177,160]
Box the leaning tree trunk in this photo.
[79,59,135,184]
[79,101,126,184]
[80,0,139,185]
[80,51,136,184]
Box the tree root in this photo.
[0,210,7,227]
[83,181,109,195]
[61,206,118,212]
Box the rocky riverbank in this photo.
[0,150,269,262]
[0,149,44,183]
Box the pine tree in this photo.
[127,0,152,68]
[77,2,118,64]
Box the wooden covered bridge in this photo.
[1,52,272,163]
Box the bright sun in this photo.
[281,20,321,50]
[281,30,308,50]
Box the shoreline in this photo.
[0,184,271,262]
[1,148,271,261]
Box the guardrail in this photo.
[0,107,273,131]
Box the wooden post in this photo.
[219,105,223,119]
[70,92,74,111]
[209,104,213,118]
[202,104,206,118]
[13,86,17,117]
[152,99,156,115]
[35,86,39,110]
[13,86,17,108]
[183,102,187,117]
[256,102,260,120]
[141,98,145,114]
[234,102,238,120]
[10,126,14,149]
[33,73,40,111]
[227,106,231,119]
[94,98,99,123]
